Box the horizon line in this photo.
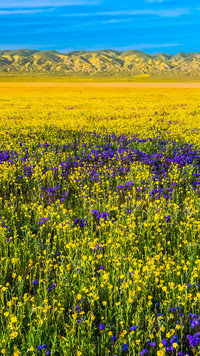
[1,48,200,56]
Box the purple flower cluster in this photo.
[160,335,179,351]
[116,181,134,191]
[99,324,105,330]
[189,313,200,328]
[0,149,17,164]
[92,210,109,219]
[38,345,51,354]
[31,279,39,285]
[187,332,200,347]
[130,325,139,331]
[73,218,86,227]
[37,217,49,225]
[121,344,128,351]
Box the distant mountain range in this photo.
[0,49,200,77]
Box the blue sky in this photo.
[0,0,199,54]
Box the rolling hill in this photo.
[0,49,200,77]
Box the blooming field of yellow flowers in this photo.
[1,83,200,356]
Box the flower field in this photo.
[1,83,200,355]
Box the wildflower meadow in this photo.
[1,83,200,356]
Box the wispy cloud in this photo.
[0,9,44,15]
[146,0,163,3]
[62,8,190,18]
[102,19,131,24]
[0,44,54,50]
[0,42,185,53]
[97,8,190,18]
[117,43,184,51]
[0,0,101,8]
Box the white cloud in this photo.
[0,0,101,8]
